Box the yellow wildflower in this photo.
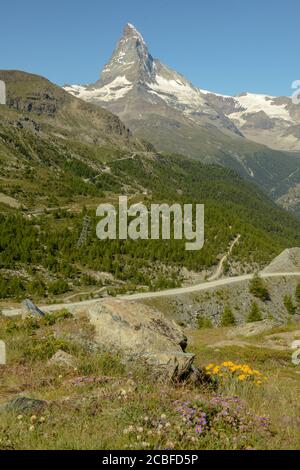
[222,361,234,367]
[238,374,246,381]
[205,361,266,384]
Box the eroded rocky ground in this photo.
[141,275,300,327]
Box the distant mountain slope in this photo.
[0,70,148,152]
[203,90,300,152]
[64,24,300,207]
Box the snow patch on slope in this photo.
[149,74,208,111]
[64,76,133,102]
[200,88,231,98]
[231,93,293,123]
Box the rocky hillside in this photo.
[262,248,300,273]
[0,70,148,152]
[142,271,300,328]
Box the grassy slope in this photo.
[0,312,299,450]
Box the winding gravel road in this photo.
[207,234,241,281]
[2,271,300,317]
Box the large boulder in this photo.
[79,299,195,381]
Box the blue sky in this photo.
[0,0,299,96]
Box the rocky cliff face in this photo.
[0,70,71,116]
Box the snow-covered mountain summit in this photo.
[64,23,300,152]
[64,23,240,135]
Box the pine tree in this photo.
[249,274,270,302]
[295,283,300,305]
[220,305,236,327]
[284,294,296,315]
[247,301,262,323]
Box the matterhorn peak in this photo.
[126,22,138,30]
[93,22,155,88]
[123,23,145,42]
[118,22,148,55]
[119,22,148,53]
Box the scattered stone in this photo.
[0,192,20,209]
[208,326,300,351]
[0,396,48,414]
[208,339,252,349]
[48,350,77,368]
[0,340,6,365]
[0,80,6,105]
[265,330,300,350]
[15,117,41,133]
[22,299,45,317]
